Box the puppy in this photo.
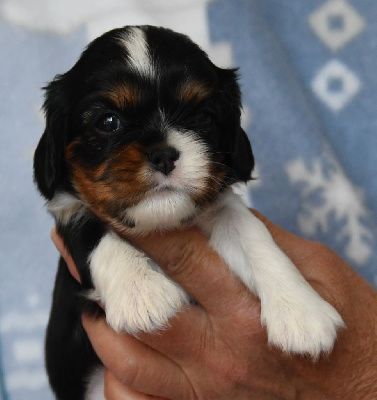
[34,25,344,400]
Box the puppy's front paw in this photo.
[262,288,344,359]
[102,272,189,335]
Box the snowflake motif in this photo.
[286,157,373,266]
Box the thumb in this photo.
[128,227,251,318]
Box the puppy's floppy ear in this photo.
[34,75,71,200]
[231,126,254,182]
[215,67,254,182]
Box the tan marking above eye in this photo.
[103,84,142,109]
[178,80,211,103]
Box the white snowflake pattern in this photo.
[286,157,373,266]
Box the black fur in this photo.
[34,26,254,399]
[45,215,105,399]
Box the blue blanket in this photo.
[1,0,376,398]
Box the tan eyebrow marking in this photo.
[178,80,211,103]
[103,84,142,109]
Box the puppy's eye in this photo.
[95,115,122,133]
[195,111,213,126]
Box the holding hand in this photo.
[52,211,377,399]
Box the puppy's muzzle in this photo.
[148,146,180,175]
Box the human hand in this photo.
[51,211,377,399]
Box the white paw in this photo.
[102,272,189,335]
[261,288,345,359]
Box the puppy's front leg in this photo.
[88,231,189,334]
[198,190,344,359]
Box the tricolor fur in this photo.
[34,26,344,400]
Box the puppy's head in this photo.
[34,26,254,232]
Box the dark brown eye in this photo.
[95,115,122,133]
[195,111,213,126]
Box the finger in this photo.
[104,371,168,400]
[51,227,81,283]
[137,305,213,364]
[82,314,190,399]
[128,227,255,318]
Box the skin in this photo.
[51,211,377,399]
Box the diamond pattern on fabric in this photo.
[308,0,365,52]
[311,59,361,111]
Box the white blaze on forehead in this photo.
[118,26,154,77]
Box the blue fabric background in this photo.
[0,0,376,398]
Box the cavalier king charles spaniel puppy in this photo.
[34,25,344,399]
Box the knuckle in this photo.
[307,240,342,268]
[302,240,348,311]
[299,240,335,265]
[115,357,140,388]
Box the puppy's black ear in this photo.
[34,75,71,200]
[215,67,254,182]
[231,126,254,182]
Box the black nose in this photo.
[148,146,180,175]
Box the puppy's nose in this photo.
[148,146,180,175]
